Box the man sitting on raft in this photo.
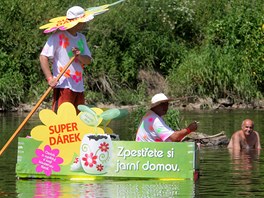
[135,93,198,142]
[228,119,261,150]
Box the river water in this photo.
[0,109,264,197]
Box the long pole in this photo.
[0,56,75,156]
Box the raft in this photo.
[16,102,199,181]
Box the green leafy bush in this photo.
[0,71,24,109]
[0,0,264,107]
[164,109,181,131]
[168,0,264,102]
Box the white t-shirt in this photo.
[135,110,174,142]
[41,31,92,92]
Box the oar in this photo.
[0,56,75,156]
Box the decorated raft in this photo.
[16,102,199,181]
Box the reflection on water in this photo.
[16,179,194,197]
[1,110,264,197]
[197,147,264,197]
[229,148,260,172]
[228,149,262,197]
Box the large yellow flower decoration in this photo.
[30,102,105,165]
[39,0,124,33]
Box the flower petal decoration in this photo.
[100,109,121,121]
[78,105,97,116]
[78,105,103,127]
[80,112,99,127]
[39,0,124,33]
[32,145,64,176]
[30,102,104,165]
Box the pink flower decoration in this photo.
[154,138,162,142]
[99,142,109,152]
[44,27,58,34]
[73,157,79,164]
[72,71,82,83]
[96,164,104,171]
[148,117,154,122]
[82,152,97,167]
[34,181,61,198]
[32,145,64,176]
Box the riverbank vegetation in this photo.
[0,0,263,110]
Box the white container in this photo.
[80,134,112,174]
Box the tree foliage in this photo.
[167,0,264,102]
[0,0,263,109]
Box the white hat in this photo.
[39,6,93,33]
[150,93,173,108]
[39,1,124,34]
[66,6,86,19]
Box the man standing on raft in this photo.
[39,6,92,113]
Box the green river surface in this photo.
[0,109,264,197]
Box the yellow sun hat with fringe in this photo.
[39,0,124,34]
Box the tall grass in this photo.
[167,0,264,102]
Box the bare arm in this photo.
[39,55,57,87]
[77,55,91,65]
[72,47,92,65]
[254,131,261,149]
[169,128,191,142]
[168,122,198,142]
[227,132,241,150]
[39,55,52,80]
